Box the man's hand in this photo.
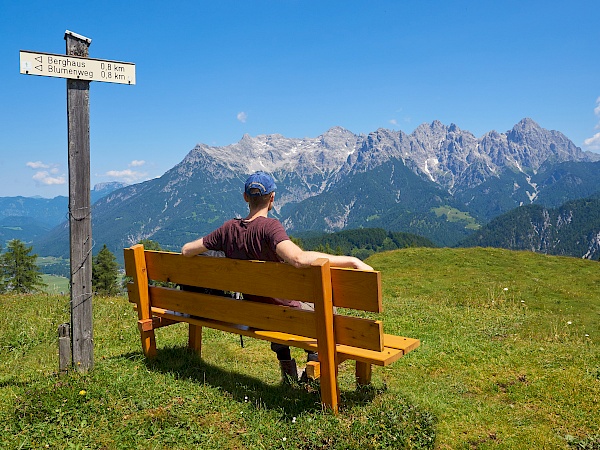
[181,238,208,257]
[349,259,374,271]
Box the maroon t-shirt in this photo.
[202,217,289,261]
[202,217,300,307]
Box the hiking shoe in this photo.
[279,359,299,384]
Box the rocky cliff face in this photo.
[459,196,600,260]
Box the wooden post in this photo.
[65,31,94,373]
[58,323,72,374]
[20,32,135,374]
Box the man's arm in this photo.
[276,239,373,271]
[181,238,208,257]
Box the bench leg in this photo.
[188,324,202,357]
[320,362,340,413]
[137,319,158,358]
[141,330,157,358]
[356,361,372,386]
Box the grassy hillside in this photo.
[1,248,598,449]
[370,247,599,448]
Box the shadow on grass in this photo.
[0,377,34,389]
[132,346,382,416]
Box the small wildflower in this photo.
[503,287,508,291]
[283,437,287,442]
[79,390,86,396]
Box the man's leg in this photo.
[271,343,298,383]
[271,342,292,361]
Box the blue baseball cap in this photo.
[244,172,277,196]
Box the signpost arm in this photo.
[65,30,94,373]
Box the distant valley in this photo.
[0,182,126,245]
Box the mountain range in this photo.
[0,182,126,246]
[10,118,600,260]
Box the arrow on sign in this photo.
[30,55,43,72]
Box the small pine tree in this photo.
[0,239,46,293]
[139,239,163,251]
[92,245,120,296]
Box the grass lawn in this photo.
[1,247,599,449]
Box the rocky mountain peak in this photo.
[507,118,543,143]
[512,117,541,130]
[179,119,592,195]
[413,120,447,138]
[505,118,586,170]
[319,126,360,151]
[93,181,128,193]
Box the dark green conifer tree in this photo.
[92,244,120,296]
[139,239,163,251]
[0,239,46,293]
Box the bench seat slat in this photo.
[382,334,421,354]
[149,307,415,366]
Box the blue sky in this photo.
[1,0,599,198]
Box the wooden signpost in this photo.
[20,31,136,373]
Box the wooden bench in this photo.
[124,244,419,413]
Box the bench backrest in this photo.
[124,244,384,352]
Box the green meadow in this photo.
[1,248,598,449]
[40,275,70,295]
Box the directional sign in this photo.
[20,50,136,85]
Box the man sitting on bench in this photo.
[181,171,373,382]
